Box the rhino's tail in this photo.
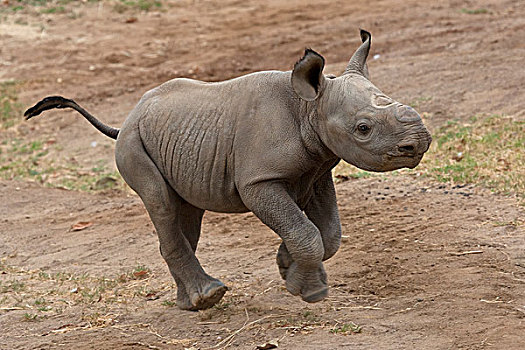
[24,96,120,140]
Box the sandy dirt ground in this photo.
[1,0,524,349]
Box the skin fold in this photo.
[25,30,431,310]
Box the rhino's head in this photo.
[292,30,432,172]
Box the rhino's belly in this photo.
[165,144,247,212]
[158,147,247,213]
[170,174,248,214]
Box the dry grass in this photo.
[0,258,166,325]
[0,81,22,129]
[0,0,164,16]
[0,138,126,191]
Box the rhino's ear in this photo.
[292,49,326,101]
[343,29,371,78]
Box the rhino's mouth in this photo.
[355,153,424,172]
[385,151,426,159]
[386,152,425,159]
[383,152,425,170]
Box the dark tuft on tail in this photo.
[24,96,76,120]
[24,96,120,140]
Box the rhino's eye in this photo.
[358,124,371,134]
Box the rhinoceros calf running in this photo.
[25,30,431,310]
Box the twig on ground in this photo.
[124,342,160,350]
[210,311,285,350]
[212,308,250,349]
[49,323,91,334]
[335,305,382,310]
[0,306,25,311]
[197,320,224,325]
[511,272,525,283]
[389,307,412,315]
[498,271,525,283]
[515,307,525,315]
[254,285,275,297]
[450,250,483,256]
[496,249,511,262]
[144,324,195,346]
[480,298,503,304]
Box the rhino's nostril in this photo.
[398,145,415,154]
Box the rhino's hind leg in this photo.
[115,130,226,310]
[173,203,227,311]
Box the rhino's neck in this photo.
[298,97,339,165]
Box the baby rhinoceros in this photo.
[25,30,431,310]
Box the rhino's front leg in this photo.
[241,182,328,303]
[277,172,341,279]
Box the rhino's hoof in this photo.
[301,286,329,303]
[284,262,329,302]
[189,281,228,310]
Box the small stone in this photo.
[452,152,464,161]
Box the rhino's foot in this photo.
[276,242,293,280]
[176,278,227,311]
[285,262,328,303]
[188,280,228,310]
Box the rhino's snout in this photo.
[396,130,432,157]
[393,104,432,156]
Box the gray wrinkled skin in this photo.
[29,30,432,310]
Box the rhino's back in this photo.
[131,73,287,212]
